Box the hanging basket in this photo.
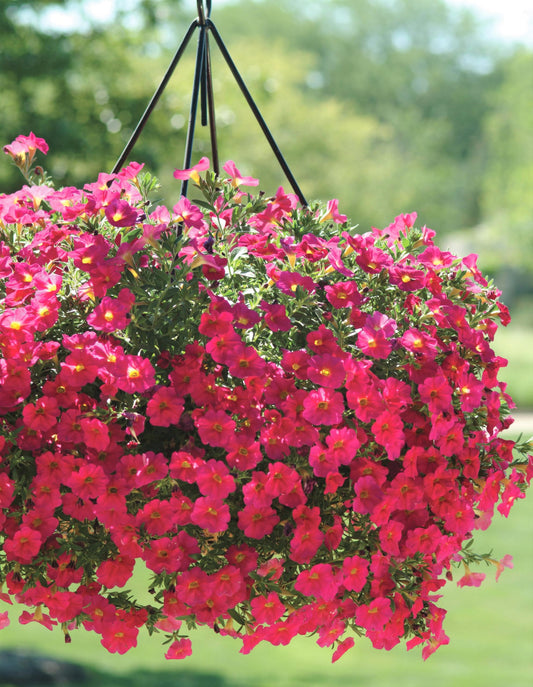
[0,0,531,664]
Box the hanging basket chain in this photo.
[112,0,307,206]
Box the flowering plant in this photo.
[0,132,531,662]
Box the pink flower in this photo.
[223,160,259,187]
[372,411,405,460]
[242,472,272,508]
[227,344,266,378]
[294,563,339,601]
[191,496,231,533]
[173,156,210,182]
[317,199,347,224]
[165,638,193,660]
[4,132,48,160]
[142,537,186,574]
[378,520,404,556]
[3,527,42,564]
[457,569,486,587]
[325,427,361,465]
[136,499,178,536]
[290,526,324,564]
[419,373,453,413]
[324,281,361,308]
[80,417,110,451]
[400,327,438,359]
[495,554,513,581]
[353,476,383,515]
[116,355,156,393]
[237,504,279,538]
[332,636,355,662]
[169,450,202,482]
[96,555,135,588]
[196,460,235,500]
[275,271,317,297]
[357,328,392,359]
[172,197,206,229]
[302,388,344,426]
[225,436,263,471]
[342,555,369,592]
[205,328,242,365]
[281,349,310,379]
[146,387,184,427]
[355,598,393,631]
[251,592,285,625]
[105,198,138,227]
[194,409,236,448]
[87,289,134,332]
[307,353,346,388]
[100,620,138,654]
[260,300,292,331]
[22,396,58,433]
[67,463,108,500]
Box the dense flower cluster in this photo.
[0,133,531,661]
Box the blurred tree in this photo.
[482,50,533,226]
[0,0,523,238]
[476,48,533,286]
[211,0,505,231]
[0,0,189,191]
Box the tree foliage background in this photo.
[1,0,532,301]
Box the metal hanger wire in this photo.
[112,0,307,206]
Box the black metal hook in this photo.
[196,0,212,25]
[196,0,206,25]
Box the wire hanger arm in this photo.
[111,1,307,206]
[112,19,198,174]
[207,20,307,206]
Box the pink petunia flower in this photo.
[165,638,193,660]
[342,555,369,592]
[3,132,48,161]
[237,503,279,538]
[146,387,184,427]
[173,156,210,182]
[355,597,393,631]
[302,388,344,426]
[3,526,42,564]
[307,353,346,388]
[100,620,139,654]
[294,563,339,601]
[332,636,355,662]
[105,198,139,227]
[251,592,285,625]
[316,198,347,224]
[191,496,231,533]
[223,160,259,187]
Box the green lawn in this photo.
[1,482,532,687]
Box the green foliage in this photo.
[477,49,533,278]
